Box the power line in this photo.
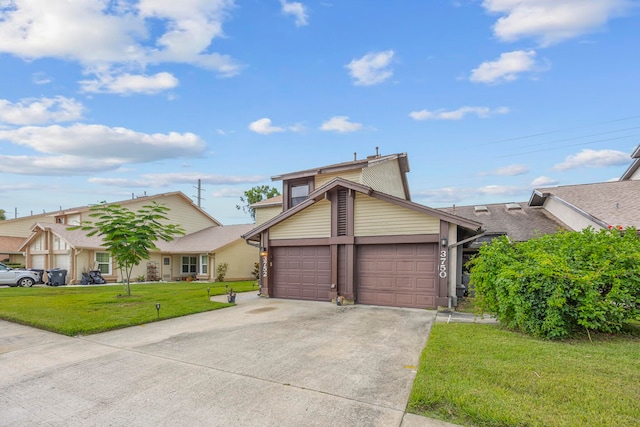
[481,114,640,146]
[498,134,640,159]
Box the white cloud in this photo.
[410,106,510,121]
[488,164,530,176]
[470,50,541,84]
[346,50,394,86]
[0,0,240,92]
[482,0,633,46]
[0,96,84,125]
[414,184,525,205]
[79,71,179,95]
[288,123,307,133]
[89,172,265,188]
[531,176,559,187]
[0,124,206,175]
[248,118,285,134]
[553,149,630,171]
[320,116,363,133]
[280,0,309,26]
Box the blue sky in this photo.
[1,0,639,225]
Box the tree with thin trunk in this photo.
[69,202,185,296]
[236,185,280,220]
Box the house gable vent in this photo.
[337,190,348,236]
[474,205,489,213]
[506,203,522,211]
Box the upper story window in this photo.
[291,184,309,207]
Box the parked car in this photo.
[0,262,40,287]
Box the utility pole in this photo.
[193,179,205,208]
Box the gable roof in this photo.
[2,191,221,228]
[20,223,105,251]
[529,180,640,229]
[20,222,254,254]
[438,202,568,242]
[271,152,412,200]
[242,177,481,242]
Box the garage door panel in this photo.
[357,243,438,309]
[272,246,330,301]
[416,277,436,290]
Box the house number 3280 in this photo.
[439,250,447,278]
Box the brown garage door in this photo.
[357,243,438,308]
[272,246,331,301]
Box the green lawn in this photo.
[0,281,257,336]
[409,323,640,427]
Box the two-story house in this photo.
[243,151,482,309]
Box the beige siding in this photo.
[361,160,406,199]
[315,170,362,188]
[354,193,439,236]
[270,199,331,239]
[255,205,282,225]
[78,194,218,234]
[66,213,82,226]
[214,240,259,281]
[0,216,54,238]
[629,169,640,180]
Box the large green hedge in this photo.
[469,228,640,339]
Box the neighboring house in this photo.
[3,192,257,284]
[529,180,640,231]
[438,202,569,296]
[243,152,482,309]
[0,236,27,264]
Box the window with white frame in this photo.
[95,252,112,275]
[200,255,208,275]
[182,256,198,274]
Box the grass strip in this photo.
[0,281,257,336]
[408,323,640,427]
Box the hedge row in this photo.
[469,228,640,339]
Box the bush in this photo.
[469,228,640,339]
[216,262,229,282]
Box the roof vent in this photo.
[474,205,489,213]
[506,203,522,211]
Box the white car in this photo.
[0,262,40,287]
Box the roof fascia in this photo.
[620,159,640,181]
[528,190,548,206]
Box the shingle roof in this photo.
[530,180,640,229]
[20,223,254,254]
[0,236,29,254]
[157,224,255,253]
[23,223,105,250]
[251,195,283,207]
[438,202,568,241]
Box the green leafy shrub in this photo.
[216,262,229,282]
[469,228,640,339]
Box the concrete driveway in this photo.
[0,294,441,426]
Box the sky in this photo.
[1,0,639,225]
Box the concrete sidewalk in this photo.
[0,293,464,426]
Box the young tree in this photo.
[0,209,5,220]
[70,202,185,296]
[236,185,280,220]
